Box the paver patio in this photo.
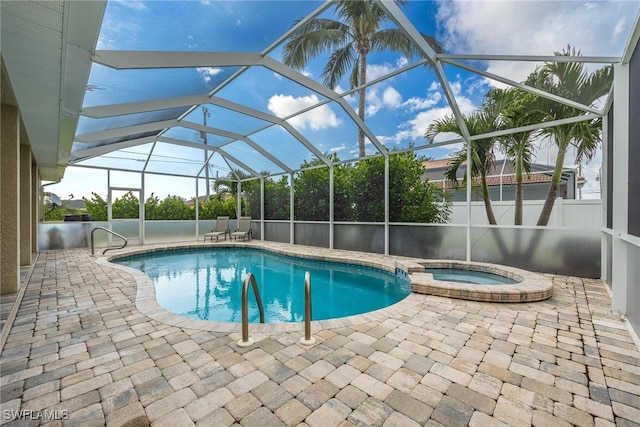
[1,243,639,427]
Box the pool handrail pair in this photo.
[90,226,128,255]
[300,272,316,345]
[237,271,315,348]
[237,273,264,348]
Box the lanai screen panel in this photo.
[250,126,316,170]
[215,66,329,116]
[186,104,272,137]
[431,1,637,56]
[217,140,287,176]
[84,65,217,106]
[70,0,640,191]
[160,127,232,148]
[72,131,160,153]
[76,107,190,136]
[287,101,363,160]
[200,152,241,180]
[357,65,451,152]
[145,142,207,177]
[73,143,154,172]
[97,0,323,52]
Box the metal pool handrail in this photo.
[237,273,265,348]
[90,227,128,255]
[299,271,316,346]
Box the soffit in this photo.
[0,0,105,181]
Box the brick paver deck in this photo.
[1,243,639,427]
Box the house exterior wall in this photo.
[20,144,32,266]
[607,32,639,340]
[1,104,20,294]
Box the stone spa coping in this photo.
[409,260,553,303]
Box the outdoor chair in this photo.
[204,216,230,241]
[230,217,252,241]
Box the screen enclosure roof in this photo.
[2,0,639,182]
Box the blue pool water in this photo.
[115,248,410,323]
[425,268,517,285]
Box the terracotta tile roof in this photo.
[423,158,562,188]
[485,173,553,186]
[423,158,459,169]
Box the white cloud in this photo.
[184,34,198,49]
[436,0,638,83]
[402,91,441,112]
[196,67,223,87]
[113,0,148,11]
[334,84,347,95]
[432,1,631,187]
[446,81,477,114]
[345,56,426,118]
[364,88,382,117]
[273,67,313,82]
[366,57,409,82]
[96,19,139,50]
[367,63,397,82]
[381,77,478,148]
[267,94,341,131]
[363,86,403,117]
[382,87,402,108]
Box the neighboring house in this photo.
[66,199,86,209]
[423,159,577,202]
[185,195,209,207]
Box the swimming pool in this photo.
[114,247,410,323]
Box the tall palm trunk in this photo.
[480,174,497,225]
[514,156,523,225]
[512,135,528,226]
[358,51,367,157]
[537,144,567,226]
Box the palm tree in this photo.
[486,87,539,225]
[425,112,499,225]
[527,47,613,226]
[283,0,443,157]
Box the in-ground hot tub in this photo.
[406,260,553,303]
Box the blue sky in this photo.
[50,0,639,201]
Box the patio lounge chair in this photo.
[231,217,252,241]
[204,216,230,241]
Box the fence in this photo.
[449,199,602,228]
[38,201,602,278]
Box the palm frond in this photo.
[349,57,360,90]
[443,152,466,188]
[579,65,613,105]
[424,114,459,142]
[370,28,413,55]
[336,0,391,28]
[323,44,357,88]
[283,19,351,69]
[571,118,603,162]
